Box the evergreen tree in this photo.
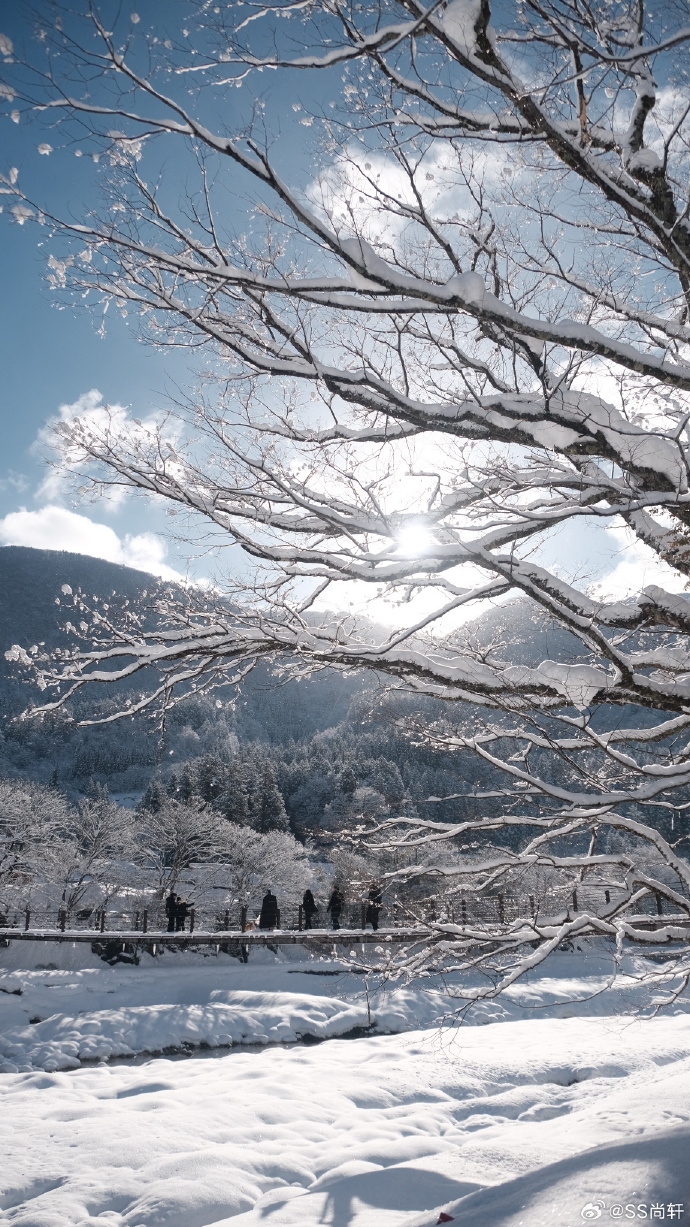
[84,776,110,802]
[140,777,166,814]
[254,762,289,834]
[371,761,405,806]
[340,765,357,796]
[177,768,195,803]
[220,763,250,827]
[197,754,225,803]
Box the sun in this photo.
[395,525,437,558]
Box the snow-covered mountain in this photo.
[0,548,367,797]
[0,547,637,832]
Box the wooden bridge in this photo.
[0,924,434,949]
[2,916,690,951]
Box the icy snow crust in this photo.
[1,944,690,1225]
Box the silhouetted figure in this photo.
[366,881,382,932]
[175,898,190,932]
[165,892,178,933]
[259,890,279,930]
[302,889,318,930]
[327,887,343,930]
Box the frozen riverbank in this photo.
[2,941,690,1225]
[3,938,690,1073]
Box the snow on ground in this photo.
[1,939,690,1225]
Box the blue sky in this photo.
[0,2,682,616]
[0,5,195,576]
[0,2,329,582]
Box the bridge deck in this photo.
[0,926,433,946]
[1,916,689,946]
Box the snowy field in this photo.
[1,940,690,1226]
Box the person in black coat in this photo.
[366,881,382,932]
[175,897,190,932]
[302,889,318,930]
[259,890,279,930]
[165,892,178,933]
[327,886,343,930]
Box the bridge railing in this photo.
[1,884,685,937]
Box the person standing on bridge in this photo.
[327,886,343,930]
[175,897,190,932]
[302,889,318,930]
[165,891,178,933]
[366,881,382,932]
[259,889,279,930]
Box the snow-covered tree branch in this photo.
[5,0,690,985]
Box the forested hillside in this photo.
[0,552,476,829]
[0,548,498,834]
[2,547,683,847]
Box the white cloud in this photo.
[308,138,521,263]
[589,523,688,602]
[0,506,183,581]
[34,387,177,508]
[0,470,28,494]
[2,388,192,581]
